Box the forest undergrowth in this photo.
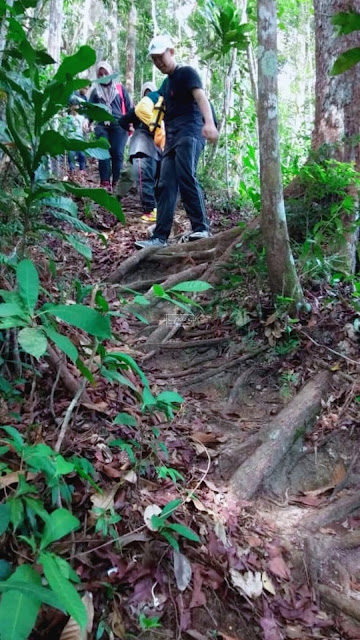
[1,162,359,640]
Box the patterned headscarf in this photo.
[94,61,118,109]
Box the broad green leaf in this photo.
[0,318,27,329]
[53,46,96,83]
[152,284,165,297]
[8,497,24,530]
[331,47,360,75]
[41,196,78,216]
[16,259,39,313]
[79,102,117,123]
[169,280,213,293]
[161,529,179,551]
[44,304,111,339]
[40,508,80,550]
[113,413,137,426]
[0,561,12,580]
[0,503,10,535]
[0,425,24,451]
[44,327,78,362]
[160,499,182,519]
[64,185,125,222]
[0,303,27,318]
[166,522,200,542]
[105,352,149,387]
[46,553,80,584]
[40,552,86,628]
[156,391,184,404]
[54,455,75,475]
[65,234,92,260]
[0,565,42,640]
[331,11,360,35]
[0,579,62,609]
[85,146,112,160]
[34,130,109,166]
[18,328,48,359]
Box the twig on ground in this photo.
[297,329,360,367]
[49,360,62,420]
[54,340,98,453]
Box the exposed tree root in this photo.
[47,344,92,406]
[300,491,360,531]
[107,245,161,283]
[226,366,256,410]
[182,345,267,387]
[230,371,330,500]
[318,584,360,622]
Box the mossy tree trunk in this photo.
[312,0,360,273]
[257,0,303,303]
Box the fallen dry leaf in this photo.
[123,469,137,483]
[143,504,162,531]
[229,569,263,598]
[262,572,276,595]
[191,431,221,444]
[110,600,126,639]
[173,550,192,592]
[268,556,290,580]
[90,484,119,513]
[0,471,37,489]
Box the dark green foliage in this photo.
[331,11,360,74]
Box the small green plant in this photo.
[0,426,98,638]
[139,612,162,630]
[150,499,200,551]
[279,370,299,400]
[92,506,121,539]
[0,259,111,376]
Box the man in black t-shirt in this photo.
[135,35,219,248]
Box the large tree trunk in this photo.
[257,0,303,302]
[125,4,137,97]
[312,0,360,272]
[47,0,63,66]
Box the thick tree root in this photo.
[182,346,267,387]
[300,491,360,531]
[318,585,360,622]
[107,245,161,283]
[230,371,330,500]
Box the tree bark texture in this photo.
[0,0,14,66]
[47,0,63,66]
[230,371,329,499]
[125,4,137,97]
[312,0,360,272]
[257,0,303,301]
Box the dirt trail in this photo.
[23,169,360,639]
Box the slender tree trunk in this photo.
[0,0,14,66]
[312,0,360,273]
[125,4,137,97]
[81,0,92,45]
[208,49,237,169]
[47,0,63,66]
[257,0,303,302]
[108,0,119,71]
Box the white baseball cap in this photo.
[148,35,174,57]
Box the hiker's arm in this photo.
[192,88,219,143]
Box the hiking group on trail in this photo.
[67,34,219,246]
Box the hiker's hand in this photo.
[202,122,219,143]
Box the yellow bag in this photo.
[135,93,166,150]
[154,121,165,151]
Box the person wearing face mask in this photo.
[89,61,132,192]
[135,35,218,249]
